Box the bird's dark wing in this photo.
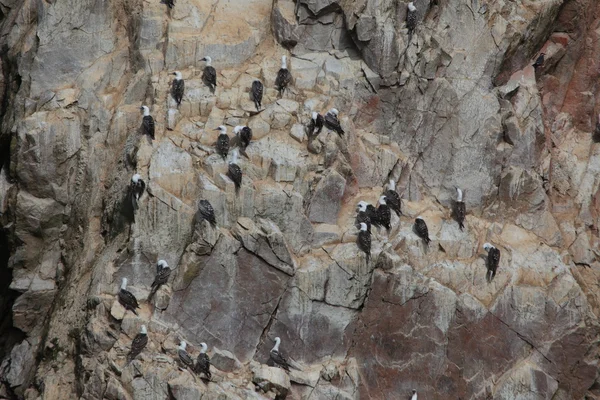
[357,231,371,262]
[203,66,217,89]
[316,114,324,134]
[143,116,155,140]
[128,333,148,361]
[241,127,252,148]
[324,113,344,135]
[151,267,171,290]
[415,219,430,244]
[275,69,292,94]
[194,353,211,378]
[455,202,466,230]
[377,205,391,230]
[252,81,263,109]
[216,135,230,159]
[119,289,140,314]
[172,79,185,105]
[384,190,402,216]
[306,119,316,138]
[228,163,243,191]
[489,248,500,268]
[270,350,290,371]
[407,10,417,34]
[198,199,217,227]
[366,205,380,226]
[179,349,194,368]
[355,212,372,233]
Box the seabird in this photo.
[384,179,402,217]
[201,56,217,92]
[356,201,373,233]
[193,342,211,380]
[148,260,171,300]
[376,196,391,231]
[234,125,253,151]
[171,71,184,107]
[357,222,371,263]
[275,55,292,97]
[532,53,545,70]
[270,337,292,371]
[414,216,431,246]
[307,111,324,139]
[140,106,155,140]
[251,80,263,111]
[324,108,345,136]
[411,390,418,400]
[127,325,148,363]
[215,125,230,160]
[177,341,195,370]
[593,114,600,143]
[454,187,466,230]
[118,278,140,315]
[129,174,146,212]
[407,2,418,36]
[227,149,243,194]
[197,199,217,227]
[483,243,500,282]
[358,200,380,229]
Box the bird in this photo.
[593,114,600,143]
[127,325,148,363]
[251,80,263,111]
[275,55,292,97]
[148,260,171,300]
[193,342,211,380]
[407,2,418,36]
[357,222,371,263]
[215,125,230,160]
[414,216,431,246]
[118,278,140,315]
[376,196,391,231]
[306,111,324,139]
[356,202,373,233]
[171,71,184,107]
[269,337,292,371]
[454,187,466,230]
[532,53,545,70]
[227,149,243,194]
[483,243,501,282]
[201,56,217,92]
[197,199,217,227]
[177,341,195,370]
[324,108,345,136]
[140,106,155,140]
[384,179,402,217]
[129,174,146,212]
[234,125,252,151]
[411,389,418,400]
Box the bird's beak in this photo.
[214,128,220,131]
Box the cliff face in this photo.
[0,0,599,399]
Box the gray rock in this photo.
[211,347,243,372]
[308,169,346,224]
[6,340,35,389]
[251,363,290,396]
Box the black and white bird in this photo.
[454,187,466,230]
[357,201,379,231]
[140,106,155,140]
[411,390,418,400]
[376,196,391,231]
[594,114,600,143]
[275,55,292,97]
[532,53,545,70]
[234,125,252,151]
[251,80,263,111]
[406,2,418,36]
[384,179,402,217]
[148,260,171,300]
[270,337,293,371]
[483,243,501,282]
[324,108,345,136]
[197,199,217,227]
[171,71,185,107]
[201,56,217,92]
[177,341,195,370]
[357,222,371,263]
[118,278,140,315]
[215,125,230,160]
[129,174,146,211]
[227,149,243,194]
[193,342,211,380]
[414,216,431,246]
[307,111,324,139]
[127,325,148,363]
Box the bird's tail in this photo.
[147,285,158,301]
[459,222,464,231]
[254,100,260,111]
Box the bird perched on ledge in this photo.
[483,243,500,282]
[414,216,431,246]
[275,55,292,96]
[357,222,371,263]
[127,325,148,363]
[118,278,140,315]
[454,187,466,230]
[532,52,545,70]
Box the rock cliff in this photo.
[0,0,600,399]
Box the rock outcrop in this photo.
[1,0,600,399]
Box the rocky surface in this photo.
[0,0,600,399]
